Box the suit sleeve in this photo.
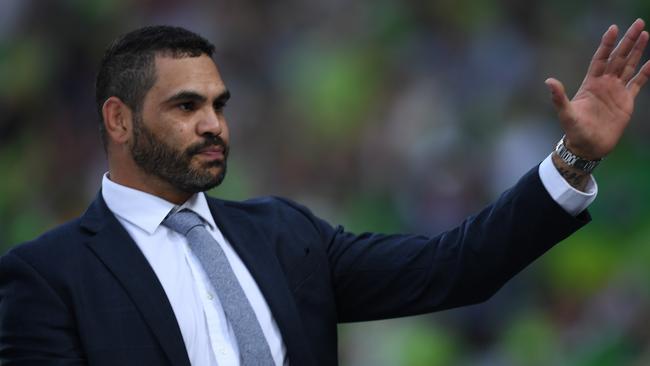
[0,251,87,365]
[282,166,591,322]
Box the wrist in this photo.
[562,137,601,161]
[551,150,591,192]
[555,135,602,174]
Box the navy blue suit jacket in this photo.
[0,167,589,365]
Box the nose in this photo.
[196,107,224,137]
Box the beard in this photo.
[130,114,228,194]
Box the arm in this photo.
[0,252,87,365]
[327,19,650,321]
[314,167,589,322]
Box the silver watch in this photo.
[554,136,602,174]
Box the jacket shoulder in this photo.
[206,195,338,239]
[207,195,318,220]
[4,217,87,266]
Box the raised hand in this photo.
[545,19,650,161]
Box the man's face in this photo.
[130,54,231,193]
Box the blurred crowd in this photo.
[2,0,650,364]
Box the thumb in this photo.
[544,77,571,112]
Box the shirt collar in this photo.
[176,190,216,231]
[101,173,216,234]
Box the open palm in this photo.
[546,19,650,160]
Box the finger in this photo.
[622,31,649,83]
[545,78,573,122]
[605,18,646,76]
[587,25,618,77]
[627,59,650,97]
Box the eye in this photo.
[178,101,196,112]
[213,101,227,113]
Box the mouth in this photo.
[195,145,225,161]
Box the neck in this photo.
[108,160,192,205]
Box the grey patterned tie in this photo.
[163,209,275,365]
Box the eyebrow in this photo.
[163,89,231,106]
[213,90,231,106]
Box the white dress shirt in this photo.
[538,153,597,215]
[100,155,595,365]
[101,176,287,366]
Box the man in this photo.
[0,20,648,365]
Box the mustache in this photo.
[185,135,229,157]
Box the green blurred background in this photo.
[2,0,650,364]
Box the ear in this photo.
[102,96,134,145]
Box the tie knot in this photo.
[162,209,205,236]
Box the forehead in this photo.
[149,54,226,100]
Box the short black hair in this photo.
[95,25,216,147]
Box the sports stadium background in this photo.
[2,0,650,364]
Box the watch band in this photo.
[554,136,602,174]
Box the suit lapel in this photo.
[80,195,191,366]
[208,198,316,365]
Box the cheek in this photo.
[157,117,194,146]
[219,119,230,141]
[221,126,230,142]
